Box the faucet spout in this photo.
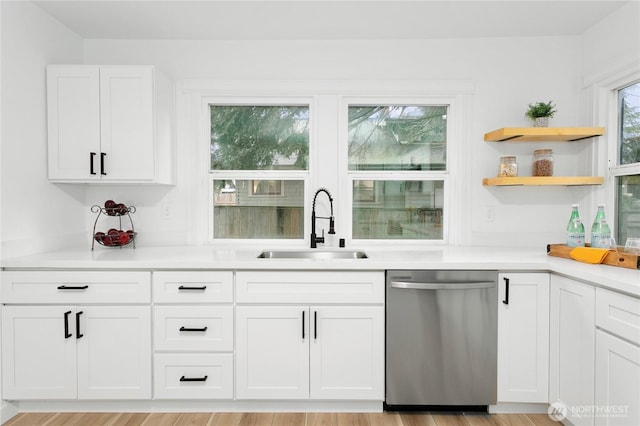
[311,188,336,248]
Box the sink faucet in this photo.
[311,188,336,248]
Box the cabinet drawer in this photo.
[596,288,640,345]
[153,353,233,399]
[1,271,150,304]
[154,306,233,351]
[152,271,232,303]
[236,271,384,304]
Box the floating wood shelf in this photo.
[482,176,604,186]
[484,127,605,142]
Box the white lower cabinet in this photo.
[152,271,234,399]
[236,305,383,400]
[497,272,549,403]
[1,305,151,400]
[310,306,384,400]
[235,271,385,401]
[236,306,309,399]
[154,353,233,399]
[595,288,640,426]
[549,275,595,426]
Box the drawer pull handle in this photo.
[76,311,84,339]
[90,152,96,175]
[57,285,89,290]
[100,152,107,176]
[64,311,72,339]
[179,326,208,332]
[178,285,207,291]
[502,277,510,305]
[180,375,208,382]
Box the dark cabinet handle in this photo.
[100,152,107,175]
[179,326,208,332]
[57,285,89,290]
[178,285,207,291]
[302,310,305,339]
[314,311,317,340]
[180,375,208,382]
[90,152,96,175]
[64,311,72,339]
[503,277,510,305]
[76,311,84,339]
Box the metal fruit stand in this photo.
[91,204,137,250]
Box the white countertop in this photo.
[2,245,639,297]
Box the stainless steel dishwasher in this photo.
[385,270,498,411]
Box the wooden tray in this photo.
[547,244,640,270]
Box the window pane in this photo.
[348,105,447,171]
[617,175,640,246]
[213,179,304,239]
[352,180,443,240]
[619,82,640,165]
[210,105,309,170]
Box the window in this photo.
[208,104,309,240]
[347,104,448,241]
[614,81,640,246]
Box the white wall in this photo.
[1,1,86,258]
[2,2,636,253]
[82,36,587,248]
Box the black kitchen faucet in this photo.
[310,188,335,248]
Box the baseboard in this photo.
[1,401,19,425]
[14,400,383,413]
[489,402,549,414]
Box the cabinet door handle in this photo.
[76,311,84,339]
[178,285,207,291]
[180,375,208,382]
[502,277,510,305]
[90,152,96,175]
[57,285,89,290]
[314,311,317,340]
[179,326,208,332]
[64,310,72,339]
[100,152,107,176]
[302,310,305,339]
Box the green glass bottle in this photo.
[566,204,585,247]
[591,204,612,248]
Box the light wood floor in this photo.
[4,412,560,426]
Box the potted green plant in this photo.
[525,101,556,127]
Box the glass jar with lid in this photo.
[533,149,553,176]
[499,156,518,177]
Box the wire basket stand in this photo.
[91,204,137,250]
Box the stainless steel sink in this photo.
[257,249,368,259]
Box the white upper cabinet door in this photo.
[309,306,384,400]
[236,306,310,400]
[549,275,595,426]
[497,272,550,403]
[1,306,78,400]
[46,65,169,183]
[99,66,155,181]
[47,66,101,180]
[76,306,151,399]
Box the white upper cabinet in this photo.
[47,65,173,184]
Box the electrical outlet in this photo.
[161,204,174,220]
[486,205,495,222]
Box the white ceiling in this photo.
[31,0,631,41]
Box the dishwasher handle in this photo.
[391,281,496,290]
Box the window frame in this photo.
[204,96,314,244]
[607,80,640,244]
[340,96,459,246]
